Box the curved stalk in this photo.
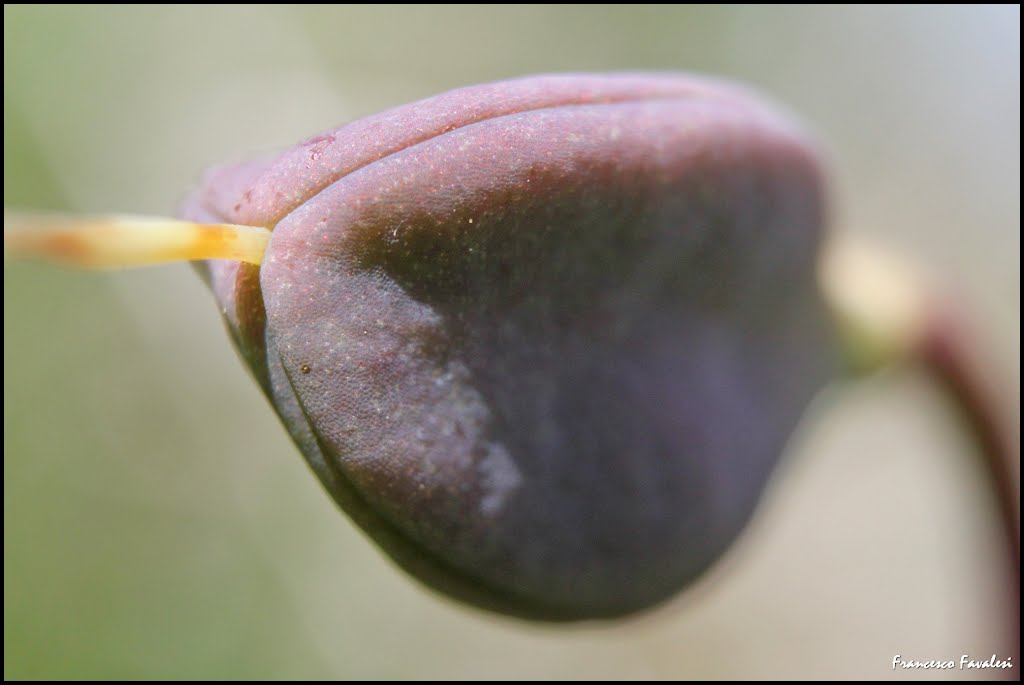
[822,235,1019,672]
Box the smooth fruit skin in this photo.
[181,73,836,620]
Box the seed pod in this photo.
[179,73,836,620]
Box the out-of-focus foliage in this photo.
[4,5,1019,679]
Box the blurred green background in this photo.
[4,5,1019,679]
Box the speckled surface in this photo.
[180,73,836,620]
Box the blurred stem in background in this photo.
[824,236,1020,670]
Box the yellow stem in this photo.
[3,213,271,268]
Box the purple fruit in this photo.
[180,73,835,620]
